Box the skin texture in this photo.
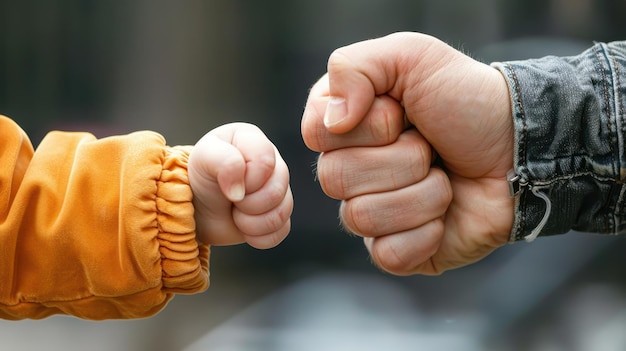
[301,32,515,275]
[189,123,293,249]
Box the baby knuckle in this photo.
[265,181,289,206]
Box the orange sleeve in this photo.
[0,115,209,320]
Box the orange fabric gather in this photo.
[0,116,209,320]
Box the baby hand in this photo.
[188,123,293,249]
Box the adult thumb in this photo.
[324,32,450,134]
[323,32,435,134]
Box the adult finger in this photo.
[364,218,444,276]
[317,129,432,199]
[339,168,452,237]
[321,32,440,134]
[302,84,406,152]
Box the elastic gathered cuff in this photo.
[157,145,209,293]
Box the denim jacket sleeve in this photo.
[491,41,626,242]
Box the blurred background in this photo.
[2,0,626,350]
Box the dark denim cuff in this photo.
[492,41,626,242]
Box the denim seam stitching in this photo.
[609,44,624,234]
[524,171,623,187]
[504,63,527,240]
[593,44,618,176]
[506,63,528,170]
[593,43,618,233]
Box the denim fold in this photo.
[492,41,626,241]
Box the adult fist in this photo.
[302,32,514,275]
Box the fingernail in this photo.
[324,97,347,128]
[229,184,245,202]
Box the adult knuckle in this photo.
[316,153,346,199]
[371,239,412,275]
[327,49,354,73]
[368,113,395,145]
[407,140,432,181]
[432,169,453,205]
[307,110,332,151]
[341,197,376,236]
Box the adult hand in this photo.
[189,123,293,249]
[301,32,514,275]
